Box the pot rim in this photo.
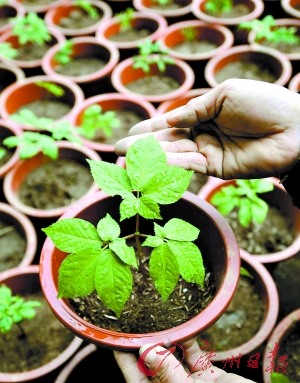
[132,0,193,18]
[281,0,300,18]
[0,120,22,179]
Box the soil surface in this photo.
[0,16,9,28]
[18,159,94,210]
[225,206,295,255]
[199,274,265,351]
[17,100,72,120]
[215,61,277,84]
[172,40,218,54]
[109,28,152,42]
[0,220,26,272]
[0,143,14,168]
[187,173,208,194]
[70,241,216,334]
[0,289,75,373]
[22,0,55,6]
[260,40,300,54]
[58,9,101,30]
[205,4,250,18]
[278,323,300,382]
[150,2,183,10]
[126,75,180,95]
[55,57,107,77]
[15,43,51,61]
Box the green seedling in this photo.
[78,104,120,140]
[54,40,74,66]
[133,39,175,73]
[152,0,173,5]
[35,81,65,98]
[204,0,233,15]
[43,135,205,318]
[0,42,18,59]
[74,0,98,19]
[0,0,7,6]
[0,284,41,337]
[271,372,291,383]
[116,7,135,32]
[210,179,274,228]
[180,26,199,42]
[240,267,253,279]
[239,15,300,45]
[10,12,51,46]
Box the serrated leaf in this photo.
[168,240,205,287]
[110,238,137,268]
[58,249,100,298]
[238,198,252,227]
[154,222,166,238]
[126,135,166,191]
[95,249,132,317]
[142,235,164,248]
[144,166,193,204]
[97,214,120,241]
[119,195,140,221]
[251,197,268,224]
[149,242,179,301]
[138,195,162,220]
[42,218,102,253]
[164,218,199,241]
[87,160,132,199]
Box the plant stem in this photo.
[16,323,26,339]
[0,226,14,237]
[135,192,142,267]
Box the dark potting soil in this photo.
[187,173,208,194]
[150,2,183,10]
[225,206,295,255]
[0,290,75,373]
[18,159,94,210]
[205,4,250,18]
[0,143,14,168]
[22,0,55,6]
[58,9,101,30]
[0,220,26,272]
[17,100,72,120]
[70,242,216,334]
[172,40,218,55]
[109,28,152,42]
[0,17,9,28]
[15,43,50,61]
[215,61,277,84]
[199,274,265,351]
[278,323,300,382]
[54,57,107,77]
[126,75,180,96]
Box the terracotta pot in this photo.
[0,26,65,75]
[248,18,300,61]
[67,92,157,159]
[262,308,300,383]
[111,55,195,103]
[0,120,22,179]
[281,0,300,18]
[191,0,264,26]
[0,265,83,383]
[0,62,25,94]
[200,251,279,361]
[288,71,300,92]
[157,88,211,114]
[95,11,167,58]
[41,36,119,97]
[198,177,300,264]
[157,20,234,62]
[44,0,113,38]
[0,75,85,131]
[3,141,100,219]
[0,2,25,36]
[0,202,37,270]
[40,190,240,351]
[13,0,68,15]
[133,0,193,19]
[204,44,292,88]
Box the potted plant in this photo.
[281,0,300,18]
[40,135,240,350]
[0,202,37,272]
[262,308,300,383]
[0,75,85,130]
[0,0,25,36]
[44,0,113,38]
[41,36,120,98]
[95,7,168,60]
[13,0,68,15]
[0,265,83,382]
[132,0,193,20]
[111,39,195,103]
[204,44,292,88]
[0,12,65,76]
[0,62,25,95]
[198,177,300,264]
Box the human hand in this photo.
[115,79,300,180]
[114,338,256,383]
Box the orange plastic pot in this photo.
[288,71,300,92]
[13,0,68,15]
[0,120,22,179]
[281,0,300,18]
[0,63,25,94]
[133,0,193,19]
[0,2,25,36]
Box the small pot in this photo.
[133,0,193,19]
[204,44,292,88]
[0,62,25,94]
[288,71,300,92]
[0,2,25,36]
[44,0,113,37]
[262,308,300,383]
[0,202,37,270]
[3,141,100,219]
[281,0,300,18]
[198,177,300,264]
[0,265,83,383]
[0,75,85,130]
[13,0,68,15]
[111,55,195,103]
[40,190,240,350]
[0,120,22,179]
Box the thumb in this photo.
[137,343,192,383]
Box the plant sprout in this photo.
[240,267,253,279]
[0,148,6,160]
[0,42,18,59]
[74,0,98,19]
[35,81,65,97]
[180,26,199,42]
[152,0,173,5]
[204,0,233,15]
[116,7,135,32]
[43,135,205,317]
[54,40,74,66]
[210,179,274,228]
[0,285,41,337]
[271,372,291,383]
